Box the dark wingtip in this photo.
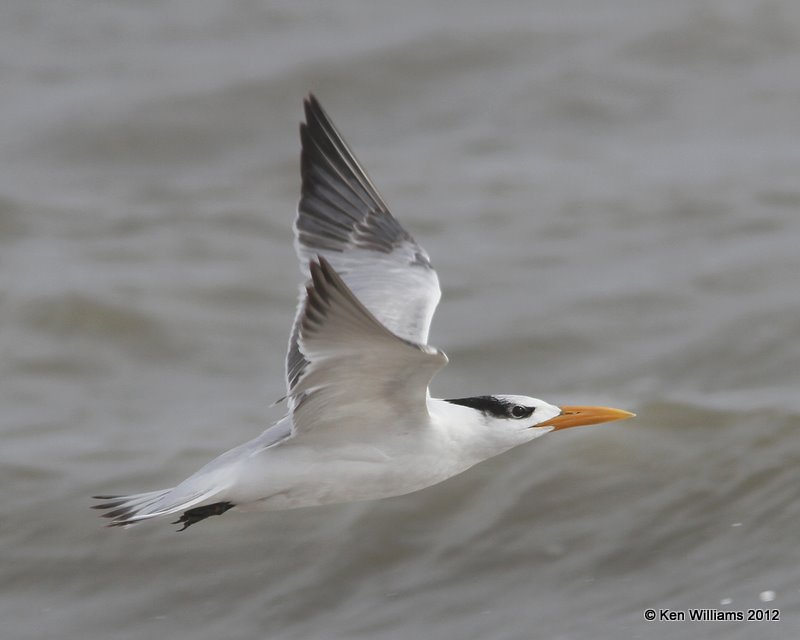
[308,257,324,289]
[303,93,326,129]
[306,256,342,306]
[304,92,321,114]
[92,495,138,526]
[91,497,127,511]
[316,255,333,273]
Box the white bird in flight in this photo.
[94,95,634,530]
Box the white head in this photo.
[443,394,634,458]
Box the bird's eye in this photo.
[510,405,532,419]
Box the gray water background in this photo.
[2,1,800,638]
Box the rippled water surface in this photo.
[3,1,800,638]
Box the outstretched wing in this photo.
[290,258,447,438]
[286,94,441,394]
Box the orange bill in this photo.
[539,406,635,431]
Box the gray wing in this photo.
[286,94,441,394]
[290,258,447,437]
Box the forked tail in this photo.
[92,488,234,531]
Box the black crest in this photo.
[445,395,533,419]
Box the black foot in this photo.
[172,501,234,531]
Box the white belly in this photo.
[231,437,469,511]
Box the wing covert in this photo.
[290,258,447,437]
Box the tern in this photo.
[94,95,634,530]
